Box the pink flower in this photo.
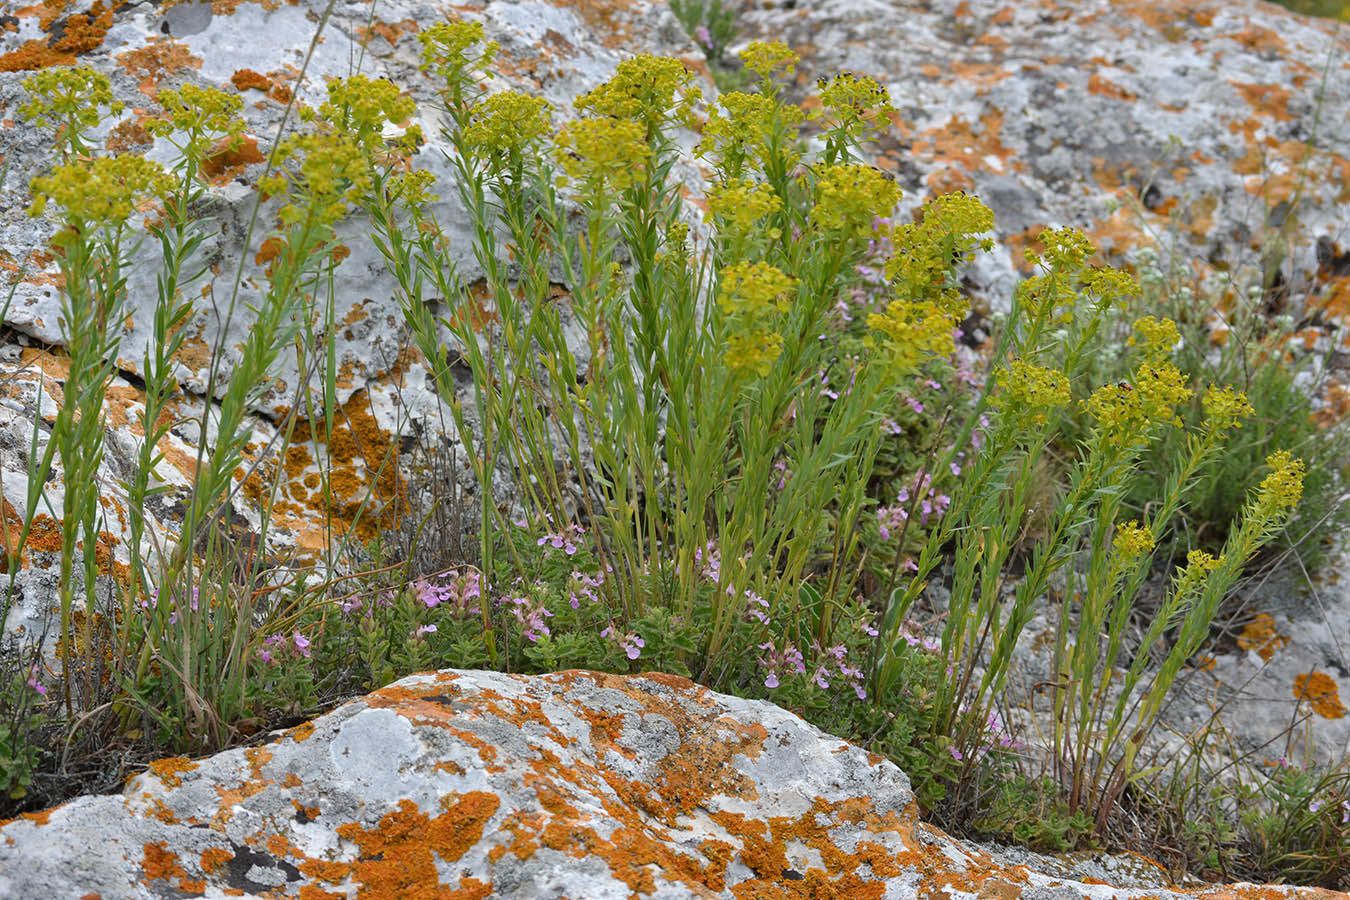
[764,672,780,689]
[949,746,963,761]
[601,624,645,659]
[293,632,311,658]
[416,623,438,638]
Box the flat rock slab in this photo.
[1,669,1345,899]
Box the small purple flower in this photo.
[257,648,273,664]
[538,522,586,556]
[416,623,438,638]
[949,746,963,761]
[26,668,45,696]
[765,672,780,689]
[745,590,770,624]
[694,24,712,49]
[601,624,644,659]
[293,631,311,658]
[341,596,363,614]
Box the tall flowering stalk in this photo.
[21,67,172,710]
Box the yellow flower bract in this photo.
[1114,520,1155,559]
[739,40,797,79]
[994,359,1071,413]
[554,118,651,194]
[809,164,902,242]
[574,55,700,129]
[1258,450,1305,512]
[707,178,782,237]
[29,155,171,228]
[463,90,551,163]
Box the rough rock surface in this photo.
[733,0,1350,333]
[1,668,1344,899]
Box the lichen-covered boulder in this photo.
[0,669,1344,899]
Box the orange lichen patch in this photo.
[1088,72,1137,101]
[20,808,54,826]
[329,794,500,899]
[230,68,273,91]
[106,117,154,153]
[288,720,317,742]
[147,755,199,788]
[0,499,31,573]
[1226,21,1289,55]
[24,513,64,555]
[285,388,406,543]
[267,832,293,858]
[298,886,349,900]
[1313,381,1350,428]
[947,59,1014,92]
[212,747,274,826]
[1088,202,1151,257]
[200,846,233,873]
[1313,269,1350,319]
[140,841,205,893]
[357,17,419,46]
[447,279,501,334]
[927,167,975,194]
[709,799,915,898]
[200,133,265,183]
[1230,81,1294,121]
[0,2,112,71]
[146,797,178,824]
[917,109,1018,182]
[1293,671,1347,719]
[1237,612,1290,662]
[254,235,285,274]
[116,37,201,95]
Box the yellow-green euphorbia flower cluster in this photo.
[462,90,551,170]
[813,71,895,147]
[718,261,799,376]
[884,191,995,317]
[574,54,701,132]
[145,83,246,165]
[554,117,652,196]
[994,359,1072,421]
[809,163,902,243]
[739,40,797,81]
[707,178,783,241]
[29,155,172,236]
[1113,520,1156,559]
[19,65,124,156]
[418,20,498,90]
